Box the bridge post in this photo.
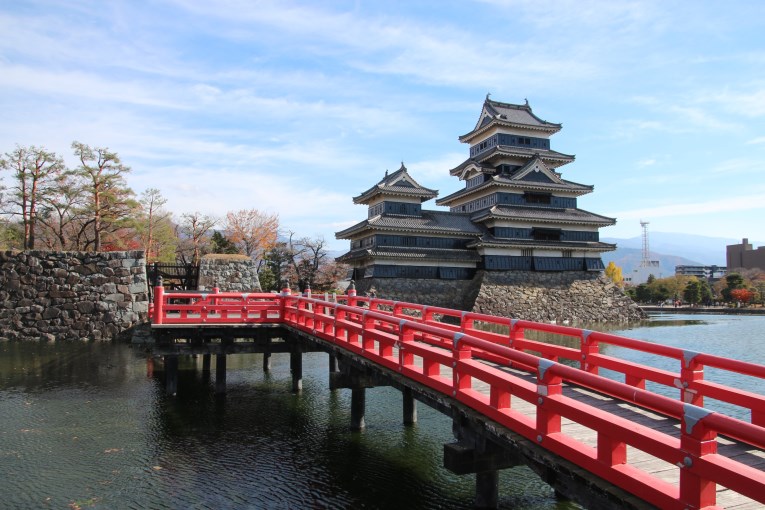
[215,354,227,394]
[201,353,211,382]
[154,278,164,325]
[164,354,178,396]
[329,353,339,373]
[350,388,365,430]
[290,348,303,392]
[263,352,272,372]
[475,471,499,509]
[446,412,520,509]
[681,353,704,406]
[403,386,417,425]
[680,407,717,509]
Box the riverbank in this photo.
[640,305,765,315]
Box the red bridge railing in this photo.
[152,287,765,509]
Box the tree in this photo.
[260,242,295,291]
[35,172,89,250]
[683,279,702,305]
[722,273,746,302]
[176,211,217,264]
[699,279,714,305]
[210,231,239,254]
[288,235,347,292]
[730,288,754,306]
[137,188,175,261]
[72,141,135,251]
[604,261,624,287]
[634,284,652,303]
[0,145,65,249]
[224,209,279,262]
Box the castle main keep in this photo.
[336,97,644,323]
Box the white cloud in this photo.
[613,193,765,220]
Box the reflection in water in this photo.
[0,343,569,509]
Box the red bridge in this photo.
[150,285,765,510]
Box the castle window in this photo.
[562,250,573,258]
[532,228,561,241]
[524,192,552,205]
[522,249,533,257]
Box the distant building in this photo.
[336,97,616,280]
[675,265,727,280]
[623,221,662,285]
[623,262,662,285]
[726,238,765,271]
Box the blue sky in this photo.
[1,0,764,252]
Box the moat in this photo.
[1,313,764,509]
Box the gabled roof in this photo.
[460,97,562,143]
[437,159,594,207]
[449,146,574,178]
[335,210,482,239]
[471,205,616,227]
[353,163,438,204]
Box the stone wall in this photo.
[198,254,262,292]
[0,250,149,342]
[354,277,479,310]
[354,270,645,323]
[471,271,645,323]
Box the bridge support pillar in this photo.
[351,388,366,431]
[164,355,178,396]
[202,354,211,377]
[290,349,302,392]
[329,353,339,373]
[215,354,227,394]
[475,470,499,509]
[403,386,417,425]
[263,352,271,372]
[446,413,522,509]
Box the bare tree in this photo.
[287,235,347,292]
[0,145,65,249]
[176,211,217,264]
[224,208,279,263]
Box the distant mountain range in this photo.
[602,233,762,275]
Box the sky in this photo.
[1,0,765,252]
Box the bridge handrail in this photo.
[152,287,765,508]
[282,294,765,508]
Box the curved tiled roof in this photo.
[467,233,616,252]
[460,98,562,141]
[353,163,438,204]
[337,246,481,263]
[436,176,593,206]
[335,210,482,239]
[471,205,616,227]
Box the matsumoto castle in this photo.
[336,96,616,284]
[334,96,643,322]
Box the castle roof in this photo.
[460,97,562,143]
[438,157,593,206]
[353,163,438,204]
[471,205,616,227]
[336,246,481,264]
[335,210,482,239]
[467,233,616,252]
